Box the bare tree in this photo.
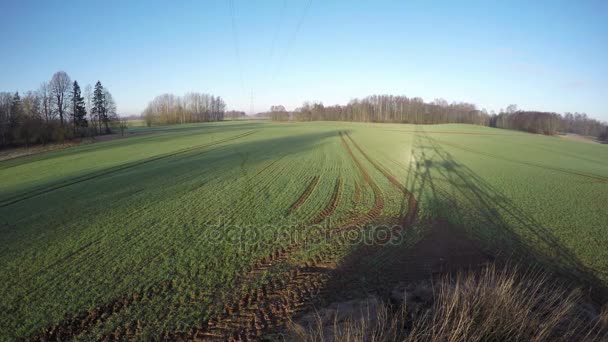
[83,84,95,134]
[142,92,225,126]
[102,89,117,133]
[38,82,53,123]
[49,71,71,127]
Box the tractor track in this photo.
[287,176,320,214]
[35,131,390,341]
[27,142,292,338]
[31,279,174,341]
[309,178,342,225]
[90,175,343,341]
[28,132,263,339]
[353,181,361,204]
[344,132,418,228]
[158,132,385,341]
[1,130,258,208]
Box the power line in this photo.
[267,0,287,75]
[272,0,312,82]
[229,0,246,95]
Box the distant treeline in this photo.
[142,93,226,126]
[0,71,119,149]
[265,95,607,140]
[225,110,247,120]
[491,109,606,137]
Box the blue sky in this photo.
[1,0,607,120]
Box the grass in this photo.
[0,121,607,339]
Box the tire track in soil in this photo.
[27,135,283,340]
[171,177,345,341]
[1,130,258,208]
[344,132,418,228]
[318,134,424,307]
[38,132,376,341]
[31,279,174,341]
[309,178,342,225]
[83,174,341,340]
[287,176,320,215]
[164,132,385,341]
[353,181,361,204]
[28,132,261,340]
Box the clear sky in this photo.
[1,0,607,120]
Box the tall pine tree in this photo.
[10,92,22,131]
[92,81,107,134]
[71,81,87,135]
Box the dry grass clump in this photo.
[288,264,607,341]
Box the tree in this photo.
[599,126,608,143]
[10,92,22,117]
[269,105,289,121]
[92,81,106,134]
[118,117,129,136]
[0,92,13,147]
[142,92,225,126]
[84,84,95,133]
[103,89,117,133]
[50,71,71,127]
[506,104,518,114]
[38,82,53,123]
[71,81,88,135]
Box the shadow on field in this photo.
[0,122,268,171]
[16,129,351,340]
[409,131,607,296]
[318,128,607,308]
[0,128,346,213]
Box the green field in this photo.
[1,121,607,339]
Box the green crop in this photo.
[1,121,606,339]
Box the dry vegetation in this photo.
[289,264,608,342]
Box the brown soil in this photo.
[310,178,342,225]
[31,280,173,341]
[35,131,421,341]
[353,181,361,204]
[168,132,387,341]
[288,176,320,214]
[336,132,385,231]
[344,132,418,228]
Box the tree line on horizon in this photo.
[264,95,608,141]
[0,71,119,149]
[225,110,248,120]
[142,93,226,126]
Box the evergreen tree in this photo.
[92,81,106,134]
[10,92,22,129]
[71,81,87,135]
